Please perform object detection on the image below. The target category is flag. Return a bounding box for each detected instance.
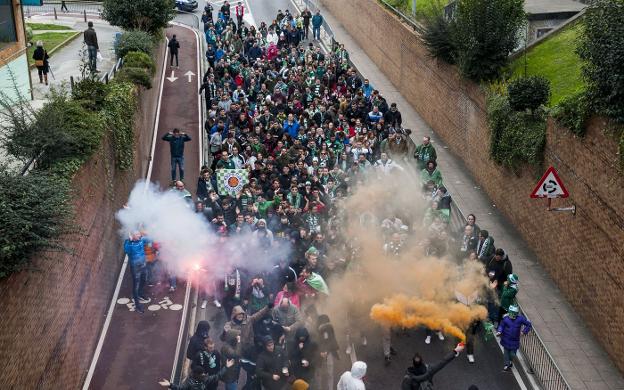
[216,169,249,196]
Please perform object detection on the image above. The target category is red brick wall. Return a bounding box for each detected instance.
[0,42,165,389]
[320,0,624,371]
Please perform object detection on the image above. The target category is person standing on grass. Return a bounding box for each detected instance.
[168,34,181,68]
[83,21,99,73]
[162,128,191,182]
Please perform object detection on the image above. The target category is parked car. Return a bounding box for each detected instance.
[175,0,198,12]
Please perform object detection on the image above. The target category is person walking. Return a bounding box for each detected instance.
[83,21,99,73]
[497,305,532,371]
[162,128,192,182]
[32,41,50,86]
[235,1,245,28]
[337,361,367,390]
[311,11,323,41]
[168,34,181,68]
[123,231,152,313]
[400,344,465,389]
[301,8,312,40]
[61,0,68,12]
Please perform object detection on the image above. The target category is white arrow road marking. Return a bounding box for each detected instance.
[184,70,195,82]
[166,70,178,82]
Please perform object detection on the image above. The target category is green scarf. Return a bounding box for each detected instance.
[307,272,329,295]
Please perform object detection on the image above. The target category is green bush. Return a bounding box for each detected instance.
[123,51,156,76]
[507,76,550,112]
[453,0,526,81]
[101,82,138,170]
[103,0,176,34]
[116,67,152,89]
[72,76,109,111]
[488,93,547,171]
[422,10,456,64]
[551,91,591,136]
[577,0,624,123]
[0,167,72,278]
[116,30,156,58]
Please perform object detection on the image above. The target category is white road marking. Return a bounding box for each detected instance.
[167,70,179,82]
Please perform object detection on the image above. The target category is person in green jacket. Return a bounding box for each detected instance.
[414,136,437,170]
[498,273,519,321]
[420,160,443,187]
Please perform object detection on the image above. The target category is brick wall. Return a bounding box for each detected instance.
[319,0,624,371]
[0,42,165,389]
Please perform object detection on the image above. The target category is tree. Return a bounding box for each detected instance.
[422,6,456,64]
[102,0,176,34]
[577,0,624,123]
[507,76,550,112]
[452,0,525,81]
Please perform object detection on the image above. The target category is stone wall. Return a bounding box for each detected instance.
[319,0,624,371]
[0,42,165,389]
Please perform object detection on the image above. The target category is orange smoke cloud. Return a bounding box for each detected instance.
[370,294,488,342]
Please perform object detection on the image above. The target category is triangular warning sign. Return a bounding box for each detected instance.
[530,166,569,199]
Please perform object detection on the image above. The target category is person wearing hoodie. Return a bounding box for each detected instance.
[289,327,318,383]
[222,303,271,352]
[496,305,532,371]
[220,329,243,390]
[257,336,290,390]
[420,160,443,187]
[159,359,235,390]
[315,314,340,389]
[400,344,465,390]
[337,361,367,390]
[498,273,519,321]
[187,321,211,360]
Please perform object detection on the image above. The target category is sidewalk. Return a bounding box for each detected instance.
[25,15,120,103]
[315,3,624,390]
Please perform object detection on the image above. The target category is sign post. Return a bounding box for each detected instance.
[530,166,575,214]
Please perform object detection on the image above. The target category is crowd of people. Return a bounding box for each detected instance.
[124,4,532,389]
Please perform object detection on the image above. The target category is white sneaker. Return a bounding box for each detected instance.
[213,299,222,308]
[201,300,207,309]
[346,345,352,355]
[437,331,445,341]
[361,337,368,346]
[169,286,176,292]
[425,336,431,344]
[467,354,475,363]
[139,297,151,304]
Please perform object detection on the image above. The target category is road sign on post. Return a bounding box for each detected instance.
[530,166,569,199]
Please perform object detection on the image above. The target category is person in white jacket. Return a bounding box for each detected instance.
[337,361,367,390]
[267,30,279,45]
[374,152,404,175]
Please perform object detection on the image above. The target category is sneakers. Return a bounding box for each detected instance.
[437,331,445,341]
[503,363,513,372]
[201,300,207,309]
[139,296,151,304]
[467,354,475,364]
[346,345,352,355]
[425,335,431,344]
[213,299,222,308]
[384,356,391,366]
[169,286,176,292]
[361,336,368,347]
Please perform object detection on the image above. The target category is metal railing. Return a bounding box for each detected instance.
[448,202,570,390]
[99,57,123,84]
[24,1,103,17]
[377,0,426,34]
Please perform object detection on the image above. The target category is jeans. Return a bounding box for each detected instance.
[503,348,517,367]
[313,26,321,40]
[171,156,185,180]
[170,52,179,67]
[130,263,147,308]
[87,45,97,71]
[224,382,237,390]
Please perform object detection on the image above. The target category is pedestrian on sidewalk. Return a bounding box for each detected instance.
[496,305,532,371]
[32,41,50,86]
[123,231,152,313]
[311,11,323,41]
[168,34,180,68]
[400,344,465,390]
[61,0,68,12]
[235,1,245,28]
[301,8,312,40]
[83,21,99,73]
[162,128,191,181]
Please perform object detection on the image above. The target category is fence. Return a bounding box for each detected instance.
[377,0,426,34]
[24,0,103,17]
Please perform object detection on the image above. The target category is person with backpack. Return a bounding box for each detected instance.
[400,343,465,390]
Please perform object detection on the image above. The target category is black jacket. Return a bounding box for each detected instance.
[84,27,98,48]
[256,346,289,390]
[162,133,191,157]
[186,321,211,360]
[168,38,180,54]
[401,351,457,390]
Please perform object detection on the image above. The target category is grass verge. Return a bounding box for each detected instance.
[27,22,72,31]
[28,31,81,66]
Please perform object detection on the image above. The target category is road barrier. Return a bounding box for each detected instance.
[24,0,103,17]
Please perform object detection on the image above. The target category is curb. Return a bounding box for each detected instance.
[28,30,81,69]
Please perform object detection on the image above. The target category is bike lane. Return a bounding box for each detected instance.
[83,25,202,390]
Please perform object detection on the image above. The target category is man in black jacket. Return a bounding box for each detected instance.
[256,336,289,390]
[168,35,181,68]
[162,128,192,181]
[83,21,99,72]
[401,344,465,389]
